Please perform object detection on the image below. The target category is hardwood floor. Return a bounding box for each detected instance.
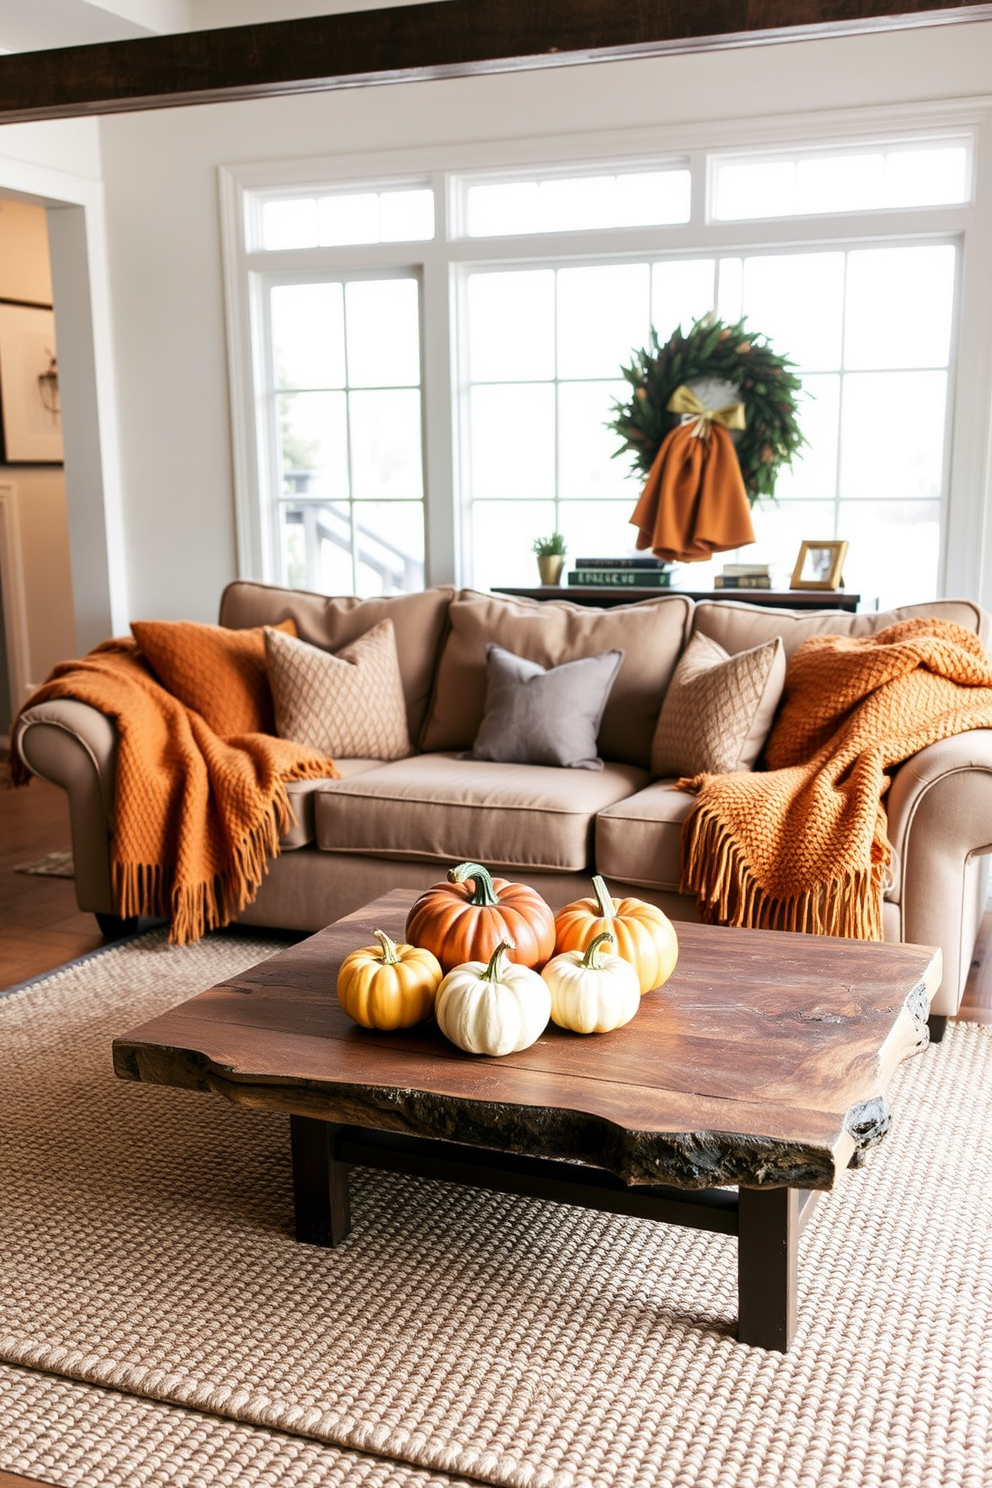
[0,775,105,991]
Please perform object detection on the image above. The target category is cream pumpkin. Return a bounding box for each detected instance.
[435,940,551,1056]
[542,930,641,1034]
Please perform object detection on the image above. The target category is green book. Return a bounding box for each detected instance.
[568,568,672,587]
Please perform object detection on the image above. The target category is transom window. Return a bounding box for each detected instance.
[229,119,974,607]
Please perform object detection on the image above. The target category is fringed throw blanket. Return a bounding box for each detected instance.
[12,639,339,944]
[680,618,992,940]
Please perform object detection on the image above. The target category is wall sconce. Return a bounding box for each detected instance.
[38,351,60,419]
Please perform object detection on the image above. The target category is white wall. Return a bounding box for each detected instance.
[96,19,992,622]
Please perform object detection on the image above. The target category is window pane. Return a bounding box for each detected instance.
[345,278,420,388]
[262,198,317,250]
[279,501,354,593]
[271,283,345,390]
[467,271,555,383]
[714,161,794,221]
[748,497,837,581]
[380,188,435,242]
[839,500,940,609]
[318,193,380,247]
[884,147,968,208]
[276,392,349,499]
[467,182,539,237]
[539,175,616,233]
[741,252,845,371]
[716,257,743,323]
[471,500,556,590]
[558,381,631,499]
[652,259,715,337]
[349,389,423,500]
[840,370,947,501]
[557,263,650,379]
[469,384,556,500]
[557,500,642,561]
[771,375,840,501]
[617,170,691,227]
[844,246,955,370]
[795,154,883,215]
[353,501,425,595]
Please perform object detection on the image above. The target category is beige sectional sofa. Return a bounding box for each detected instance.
[15,580,992,1026]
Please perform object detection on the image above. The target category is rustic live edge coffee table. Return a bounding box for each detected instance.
[113,889,940,1353]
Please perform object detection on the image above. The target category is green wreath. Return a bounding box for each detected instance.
[607,316,805,505]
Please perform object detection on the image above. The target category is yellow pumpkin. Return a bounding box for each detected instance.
[554,875,679,996]
[337,929,442,1030]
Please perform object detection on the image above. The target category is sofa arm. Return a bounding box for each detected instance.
[13,699,118,915]
[886,729,992,1016]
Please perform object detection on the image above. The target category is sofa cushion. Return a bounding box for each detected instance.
[218,581,454,741]
[281,759,388,850]
[471,645,624,771]
[131,617,296,735]
[651,633,785,777]
[265,620,411,760]
[595,781,697,892]
[314,752,649,872]
[691,598,987,660]
[421,590,693,769]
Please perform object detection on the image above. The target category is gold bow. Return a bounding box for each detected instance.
[667,384,746,439]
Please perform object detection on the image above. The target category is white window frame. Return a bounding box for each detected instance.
[219,95,992,605]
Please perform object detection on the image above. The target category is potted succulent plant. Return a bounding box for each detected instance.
[532,532,567,586]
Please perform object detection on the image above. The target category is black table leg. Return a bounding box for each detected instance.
[290,1115,351,1247]
[737,1187,799,1351]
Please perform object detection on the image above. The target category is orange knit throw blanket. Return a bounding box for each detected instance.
[12,639,339,945]
[680,618,992,940]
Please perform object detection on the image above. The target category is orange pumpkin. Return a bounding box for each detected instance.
[554,875,679,996]
[336,930,443,1030]
[405,861,556,973]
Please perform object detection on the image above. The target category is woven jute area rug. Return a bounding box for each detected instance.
[1,931,990,1488]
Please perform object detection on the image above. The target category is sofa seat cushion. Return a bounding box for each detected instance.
[595,781,696,892]
[314,752,649,872]
[281,759,389,850]
[596,778,903,900]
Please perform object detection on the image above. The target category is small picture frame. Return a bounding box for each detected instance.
[790,539,848,591]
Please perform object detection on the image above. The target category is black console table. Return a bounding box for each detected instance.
[493,585,861,613]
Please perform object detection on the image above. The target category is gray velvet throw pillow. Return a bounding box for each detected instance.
[470,644,624,771]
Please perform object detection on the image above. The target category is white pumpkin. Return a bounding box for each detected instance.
[435,941,551,1056]
[542,930,641,1034]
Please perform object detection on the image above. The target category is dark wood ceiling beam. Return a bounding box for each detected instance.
[1,1,991,124]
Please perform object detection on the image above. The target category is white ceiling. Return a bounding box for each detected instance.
[0,0,442,52]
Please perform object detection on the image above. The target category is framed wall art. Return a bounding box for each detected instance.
[0,303,63,464]
[790,539,848,591]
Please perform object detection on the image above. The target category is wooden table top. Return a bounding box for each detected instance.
[114,890,940,1192]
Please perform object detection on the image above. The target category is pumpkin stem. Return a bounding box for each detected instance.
[448,861,500,907]
[582,930,615,970]
[591,875,616,921]
[373,929,400,965]
[482,940,516,980]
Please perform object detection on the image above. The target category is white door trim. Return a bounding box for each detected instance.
[0,482,34,723]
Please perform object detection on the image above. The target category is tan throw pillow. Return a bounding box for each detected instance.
[651,631,786,777]
[264,620,412,760]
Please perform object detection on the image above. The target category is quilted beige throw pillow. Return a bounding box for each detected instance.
[651,631,785,777]
[264,620,411,760]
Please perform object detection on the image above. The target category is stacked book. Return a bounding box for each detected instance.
[714,563,772,591]
[567,557,672,588]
